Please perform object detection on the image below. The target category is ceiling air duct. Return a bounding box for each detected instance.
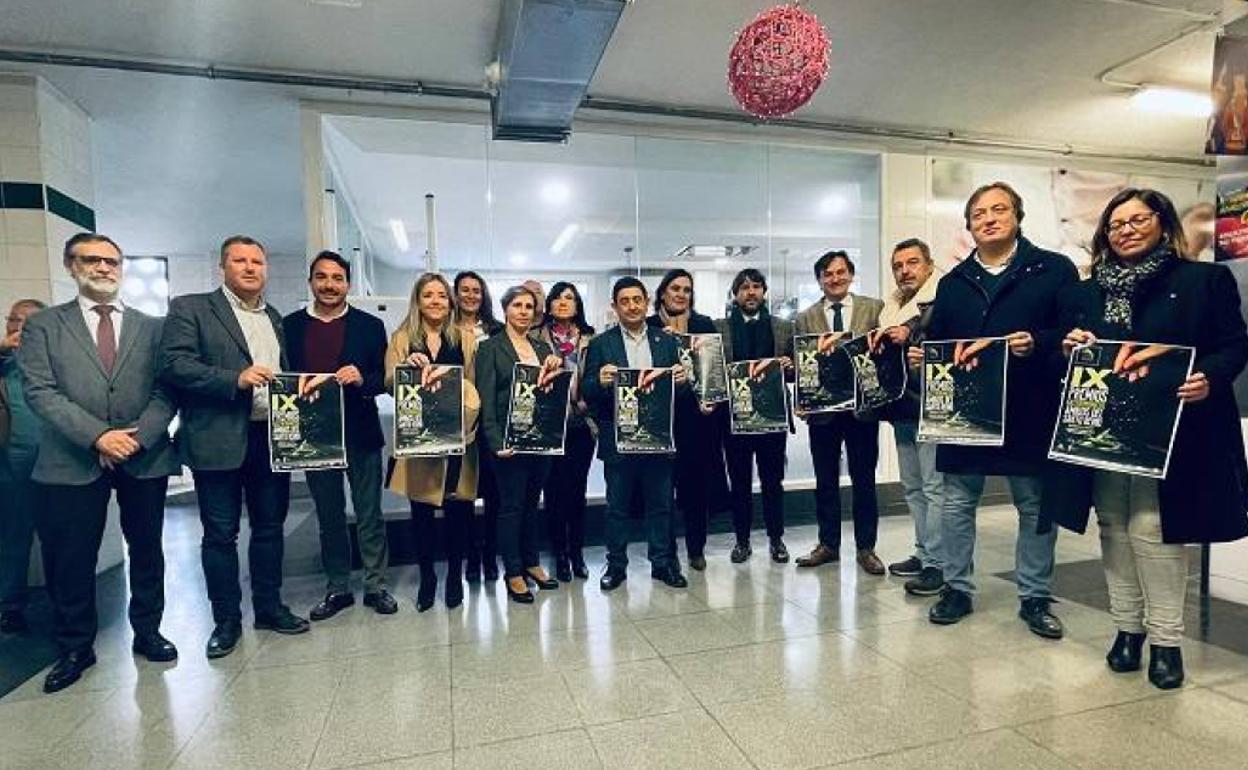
[490,0,628,142]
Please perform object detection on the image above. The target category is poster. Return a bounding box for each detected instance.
[1207,35,1248,156]
[267,372,347,472]
[614,367,675,453]
[392,364,465,458]
[1216,155,1248,262]
[727,358,790,435]
[504,362,571,455]
[1049,340,1194,478]
[678,332,729,406]
[840,334,907,416]
[917,338,1008,446]
[793,333,854,414]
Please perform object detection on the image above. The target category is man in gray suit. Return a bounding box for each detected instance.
[160,235,308,660]
[793,250,888,575]
[19,233,180,693]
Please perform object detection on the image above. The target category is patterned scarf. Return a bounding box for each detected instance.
[1093,245,1174,331]
[548,321,579,358]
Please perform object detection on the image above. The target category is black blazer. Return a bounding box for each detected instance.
[283,306,387,452]
[1041,259,1248,544]
[474,332,554,454]
[581,325,682,461]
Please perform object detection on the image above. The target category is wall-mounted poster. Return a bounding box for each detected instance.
[918,338,1008,446]
[1208,35,1248,155]
[614,367,675,454]
[268,372,347,472]
[727,358,790,435]
[504,362,571,455]
[678,332,729,407]
[793,332,853,414]
[393,364,465,457]
[840,334,907,416]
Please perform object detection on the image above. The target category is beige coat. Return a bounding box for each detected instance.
[384,327,481,506]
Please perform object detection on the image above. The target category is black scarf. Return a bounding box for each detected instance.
[1093,245,1175,332]
[729,304,775,361]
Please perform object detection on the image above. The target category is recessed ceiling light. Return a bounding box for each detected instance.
[509,252,528,266]
[1130,86,1211,118]
[389,219,410,253]
[542,181,571,205]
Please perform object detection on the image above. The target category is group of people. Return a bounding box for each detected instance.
[0,182,1244,699]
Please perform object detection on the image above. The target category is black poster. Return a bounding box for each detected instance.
[840,334,907,416]
[794,333,854,414]
[1050,340,1194,478]
[392,364,465,458]
[268,372,347,472]
[918,338,1008,446]
[678,332,729,406]
[727,358,789,435]
[614,367,675,453]
[504,363,571,455]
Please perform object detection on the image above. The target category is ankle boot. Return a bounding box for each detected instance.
[553,553,573,583]
[463,547,482,584]
[416,564,437,613]
[1106,631,1146,673]
[570,550,589,579]
[1148,645,1184,690]
[444,561,463,609]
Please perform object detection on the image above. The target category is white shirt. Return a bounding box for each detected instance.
[77,294,123,349]
[306,302,348,322]
[222,285,281,420]
[621,325,653,369]
[973,240,1019,276]
[822,294,853,333]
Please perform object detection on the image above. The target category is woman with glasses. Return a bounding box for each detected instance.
[537,282,596,581]
[1044,188,1248,689]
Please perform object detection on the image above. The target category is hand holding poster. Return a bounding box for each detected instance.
[504,362,571,454]
[841,333,907,416]
[728,358,790,435]
[793,332,853,414]
[268,372,347,471]
[393,364,465,458]
[1049,340,1194,478]
[918,338,1008,446]
[678,333,729,406]
[615,367,675,453]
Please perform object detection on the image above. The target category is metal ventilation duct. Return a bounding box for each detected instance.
[491,0,628,142]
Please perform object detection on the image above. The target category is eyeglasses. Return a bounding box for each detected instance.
[1106,213,1157,234]
[76,255,122,269]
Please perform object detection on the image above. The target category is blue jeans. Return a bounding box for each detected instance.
[941,473,1056,599]
[893,422,942,571]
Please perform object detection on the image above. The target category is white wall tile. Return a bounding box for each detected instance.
[0,110,39,148]
[5,242,51,281]
[3,210,48,246]
[0,279,53,311]
[0,146,41,182]
[0,80,36,113]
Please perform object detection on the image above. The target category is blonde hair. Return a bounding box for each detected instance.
[404,272,462,353]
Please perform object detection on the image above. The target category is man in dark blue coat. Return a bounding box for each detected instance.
[914,182,1079,638]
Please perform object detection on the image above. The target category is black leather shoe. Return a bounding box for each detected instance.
[416,570,437,613]
[651,567,688,589]
[43,649,96,694]
[1149,645,1184,689]
[482,558,500,582]
[309,592,355,621]
[730,542,752,563]
[888,556,923,577]
[688,555,707,572]
[570,552,589,579]
[525,568,559,591]
[769,538,789,564]
[904,567,945,597]
[254,606,310,635]
[600,570,627,592]
[0,610,28,634]
[206,621,242,659]
[929,589,973,625]
[1019,597,1064,640]
[554,554,573,583]
[445,577,464,609]
[464,553,482,584]
[363,590,399,615]
[1106,631,1146,673]
[132,632,178,662]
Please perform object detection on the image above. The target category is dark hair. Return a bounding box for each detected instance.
[653,269,696,314]
[813,250,855,279]
[963,182,1025,230]
[611,276,648,303]
[500,284,539,314]
[63,233,122,265]
[220,235,266,263]
[545,281,594,334]
[453,270,498,327]
[730,268,767,295]
[308,250,351,282]
[891,237,932,263]
[1091,188,1189,268]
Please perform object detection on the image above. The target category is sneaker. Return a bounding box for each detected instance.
[887,556,922,577]
[904,567,945,597]
[730,542,752,563]
[928,588,973,625]
[1019,597,1064,639]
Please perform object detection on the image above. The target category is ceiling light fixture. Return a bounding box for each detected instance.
[550,223,580,255]
[388,219,410,253]
[674,244,757,259]
[1130,86,1211,118]
[541,181,571,205]
[819,193,849,216]
[509,252,529,266]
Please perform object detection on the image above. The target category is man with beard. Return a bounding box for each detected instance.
[19,234,179,692]
[283,251,396,619]
[161,235,308,659]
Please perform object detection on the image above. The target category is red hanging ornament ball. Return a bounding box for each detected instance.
[728,3,830,119]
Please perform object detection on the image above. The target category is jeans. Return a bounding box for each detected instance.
[893,421,943,570]
[305,444,389,594]
[0,456,38,613]
[808,416,880,551]
[603,455,677,573]
[941,473,1055,599]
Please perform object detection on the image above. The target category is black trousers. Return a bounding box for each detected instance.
[545,422,596,556]
[193,423,291,624]
[471,448,501,565]
[672,402,721,558]
[809,415,880,550]
[724,432,787,542]
[604,455,677,572]
[410,498,472,577]
[494,455,551,577]
[37,470,169,652]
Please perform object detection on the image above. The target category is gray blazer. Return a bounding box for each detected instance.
[159,288,288,472]
[18,301,178,484]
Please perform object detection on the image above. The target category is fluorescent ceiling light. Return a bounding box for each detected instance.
[550,223,580,255]
[674,244,757,259]
[1130,86,1211,118]
[389,219,409,252]
[541,181,571,205]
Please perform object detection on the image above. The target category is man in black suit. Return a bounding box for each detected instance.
[20,233,180,693]
[160,235,309,659]
[582,277,688,591]
[283,251,396,619]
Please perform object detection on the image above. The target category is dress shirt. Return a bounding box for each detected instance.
[621,325,653,369]
[77,294,123,349]
[822,294,853,333]
[222,285,281,420]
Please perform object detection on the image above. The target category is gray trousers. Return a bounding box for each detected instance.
[305,444,389,594]
[893,421,943,570]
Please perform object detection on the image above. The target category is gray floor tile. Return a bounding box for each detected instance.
[822,729,1075,770]
[452,728,601,769]
[633,610,748,656]
[562,658,699,725]
[587,709,753,770]
[450,673,581,747]
[450,623,658,687]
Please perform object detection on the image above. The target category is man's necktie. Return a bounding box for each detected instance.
[94,305,116,374]
[832,302,844,333]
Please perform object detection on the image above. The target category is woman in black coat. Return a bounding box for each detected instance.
[1044,188,1248,690]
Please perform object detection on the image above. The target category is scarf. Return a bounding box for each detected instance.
[548,321,579,358]
[1093,245,1175,331]
[729,304,775,361]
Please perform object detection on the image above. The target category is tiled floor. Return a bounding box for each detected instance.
[4,506,1248,769]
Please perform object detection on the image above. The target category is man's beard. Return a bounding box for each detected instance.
[76,275,119,300]
[894,284,918,304]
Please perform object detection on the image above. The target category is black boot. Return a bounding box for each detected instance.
[554,553,573,583]
[416,564,437,613]
[570,550,589,579]
[413,504,437,612]
[463,547,482,584]
[1148,645,1184,690]
[444,561,463,609]
[1106,631,1146,673]
[444,502,468,609]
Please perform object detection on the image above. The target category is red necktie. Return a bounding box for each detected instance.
[94,305,116,374]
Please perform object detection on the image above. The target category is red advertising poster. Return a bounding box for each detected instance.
[1216,156,1248,261]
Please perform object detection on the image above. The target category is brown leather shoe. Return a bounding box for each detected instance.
[857,549,886,576]
[795,544,839,568]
